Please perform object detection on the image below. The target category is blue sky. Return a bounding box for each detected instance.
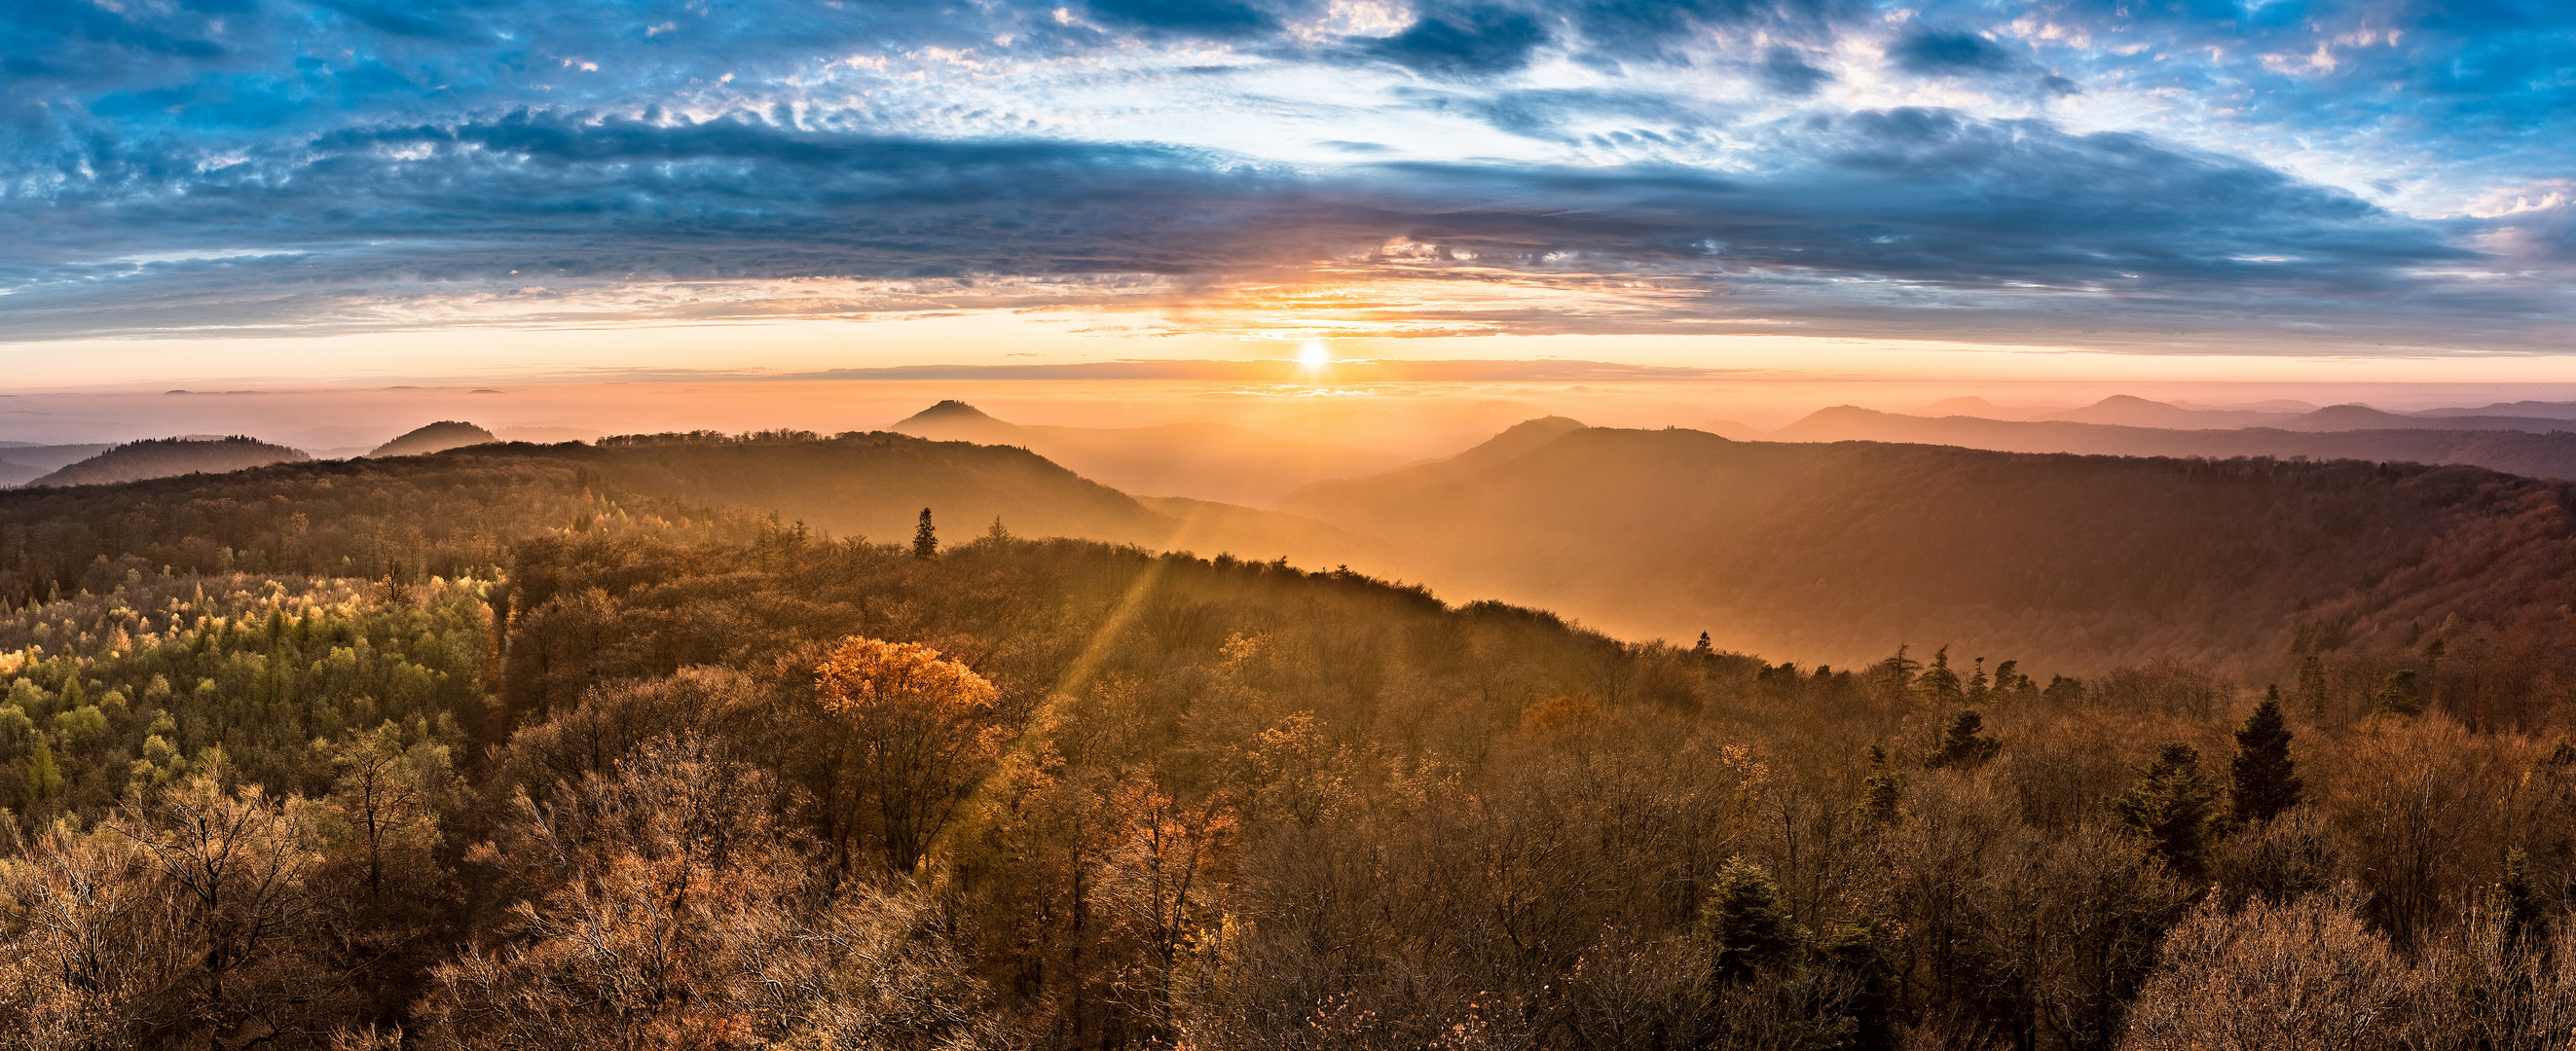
[2,0,2570,363]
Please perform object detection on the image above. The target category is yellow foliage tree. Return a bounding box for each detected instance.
[813,636,1004,875]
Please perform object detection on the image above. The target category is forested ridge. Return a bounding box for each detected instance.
[0,430,2573,1049]
[1286,421,2576,705]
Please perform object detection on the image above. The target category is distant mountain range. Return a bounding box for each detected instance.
[1895,394,2576,434]
[1770,406,2576,481]
[891,400,1407,504]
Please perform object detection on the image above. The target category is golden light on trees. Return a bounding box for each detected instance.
[812,636,1005,875]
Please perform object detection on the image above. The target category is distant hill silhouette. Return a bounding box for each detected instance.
[0,444,113,487]
[2035,394,2298,429]
[1284,421,2576,685]
[890,400,1403,504]
[1770,406,2576,480]
[370,420,497,457]
[30,437,309,488]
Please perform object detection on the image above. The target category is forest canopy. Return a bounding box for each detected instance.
[0,429,2570,1049]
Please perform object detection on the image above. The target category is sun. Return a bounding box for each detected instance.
[1297,343,1332,370]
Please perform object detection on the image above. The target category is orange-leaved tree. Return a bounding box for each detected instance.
[813,636,1005,875]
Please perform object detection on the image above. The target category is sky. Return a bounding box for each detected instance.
[2,0,2573,405]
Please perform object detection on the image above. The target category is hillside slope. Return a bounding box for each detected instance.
[890,400,1404,504]
[1283,421,2576,693]
[30,436,309,488]
[0,431,1373,595]
[1776,407,2576,481]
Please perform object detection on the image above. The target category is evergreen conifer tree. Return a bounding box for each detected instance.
[1693,632,1713,657]
[1915,646,1965,709]
[986,516,1011,544]
[911,508,938,561]
[2371,670,2422,717]
[2112,743,2219,885]
[1700,857,1802,982]
[2229,687,2301,823]
[1855,744,1903,824]
[1927,709,1998,769]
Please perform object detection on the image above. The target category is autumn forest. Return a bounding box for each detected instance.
[1,427,2574,1051]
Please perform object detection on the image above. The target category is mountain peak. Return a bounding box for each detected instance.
[901,400,1002,425]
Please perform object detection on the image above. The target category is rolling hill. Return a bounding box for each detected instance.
[0,431,1374,594]
[29,436,310,488]
[1282,420,2576,697]
[369,420,498,457]
[890,400,1405,504]
[1773,406,2576,481]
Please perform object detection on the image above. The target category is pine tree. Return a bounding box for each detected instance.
[911,507,938,561]
[2370,669,2422,717]
[1915,646,1965,709]
[1927,709,1998,769]
[2229,686,2301,823]
[986,516,1011,544]
[1700,856,1802,981]
[1692,632,1713,657]
[2112,743,2219,885]
[1855,744,1903,824]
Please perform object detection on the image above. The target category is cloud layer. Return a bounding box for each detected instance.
[3,0,2572,351]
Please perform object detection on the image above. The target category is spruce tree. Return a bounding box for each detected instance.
[1927,709,1998,769]
[1700,856,1802,981]
[1693,632,1713,657]
[911,507,938,561]
[2229,686,2301,823]
[1915,646,1965,709]
[1855,744,1903,824]
[2371,669,2422,717]
[2112,743,2219,885]
[986,516,1011,544]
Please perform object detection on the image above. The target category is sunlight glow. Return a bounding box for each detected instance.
[1297,342,1333,370]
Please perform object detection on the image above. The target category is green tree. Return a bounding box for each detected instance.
[911,507,938,561]
[22,733,62,805]
[2113,743,2219,885]
[1700,856,1803,982]
[2229,687,2301,823]
[2370,670,2422,716]
[1855,744,1903,824]
[1927,709,1998,769]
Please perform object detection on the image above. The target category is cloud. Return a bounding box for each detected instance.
[2,0,2575,355]
[1360,5,1552,77]
[1887,26,2015,75]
